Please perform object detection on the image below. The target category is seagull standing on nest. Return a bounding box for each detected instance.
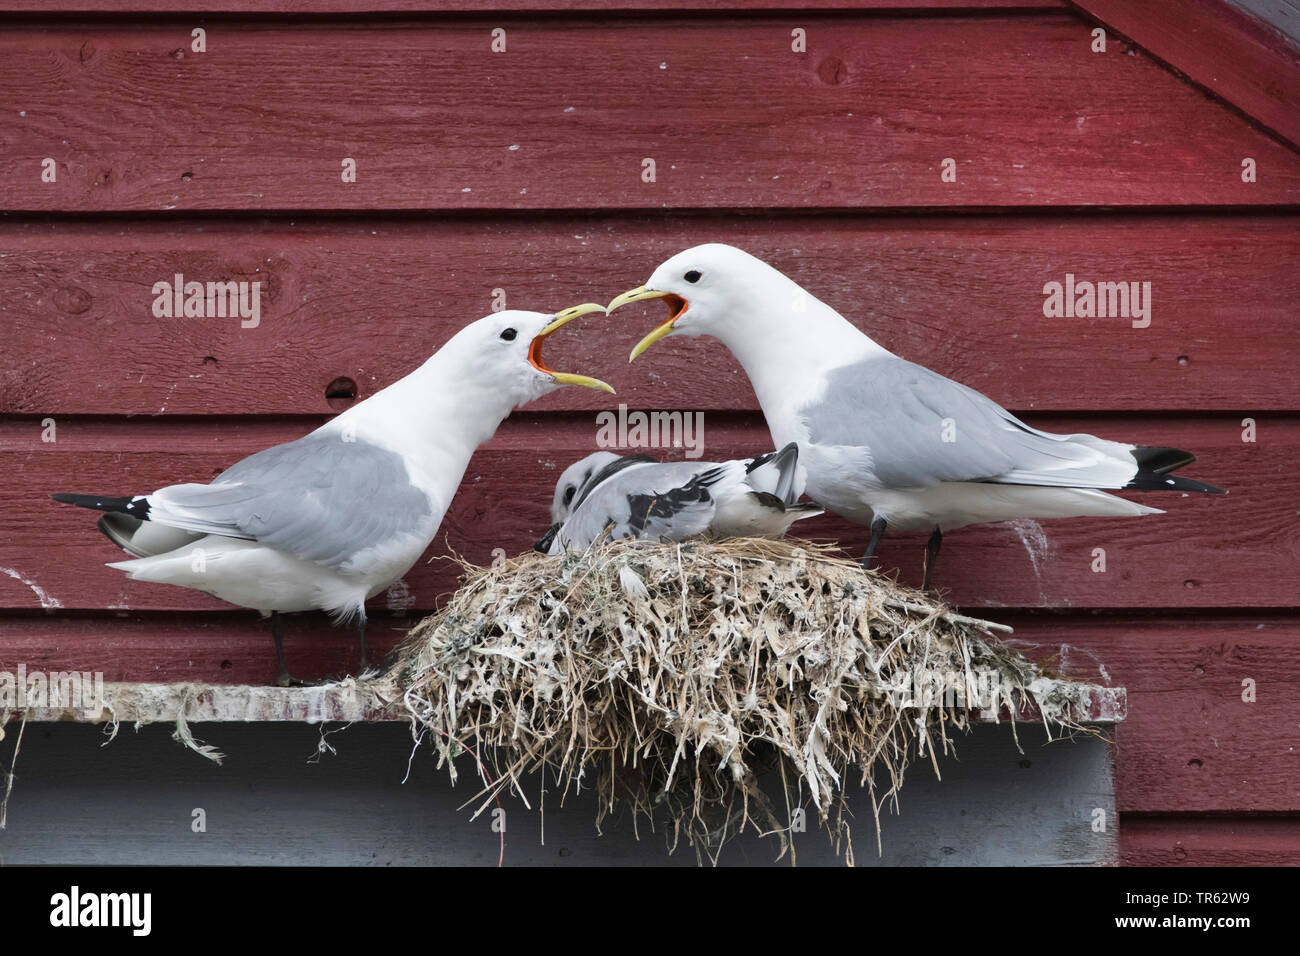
[535,443,822,553]
[52,305,611,685]
[608,244,1226,589]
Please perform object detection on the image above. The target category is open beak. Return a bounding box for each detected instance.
[529,302,615,393]
[606,286,689,362]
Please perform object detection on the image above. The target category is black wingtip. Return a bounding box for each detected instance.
[50,493,151,516]
[1125,446,1224,494]
[749,491,786,510]
[1124,473,1227,495]
[1131,446,1197,475]
[748,491,824,514]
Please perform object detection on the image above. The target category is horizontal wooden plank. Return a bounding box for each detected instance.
[0,413,1288,613]
[0,611,408,685]
[3,611,1293,811]
[1120,815,1300,865]
[1072,0,1300,153]
[3,15,1299,211]
[0,1,1069,10]
[993,612,1300,813]
[3,214,1298,415]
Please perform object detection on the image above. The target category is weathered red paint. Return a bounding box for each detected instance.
[3,216,1298,415]
[1071,0,1300,152]
[1,0,1296,864]
[3,16,1299,211]
[1121,817,1300,866]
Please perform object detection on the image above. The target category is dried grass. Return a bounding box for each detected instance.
[395,537,1095,864]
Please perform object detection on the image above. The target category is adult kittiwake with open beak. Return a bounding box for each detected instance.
[52,304,610,685]
[608,243,1225,589]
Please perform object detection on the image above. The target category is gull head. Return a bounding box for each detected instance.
[606,243,791,362]
[447,305,614,405]
[550,450,623,522]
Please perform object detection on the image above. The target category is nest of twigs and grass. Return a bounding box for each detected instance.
[395,537,1099,865]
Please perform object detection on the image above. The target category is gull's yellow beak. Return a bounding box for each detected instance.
[606,286,689,362]
[530,302,615,393]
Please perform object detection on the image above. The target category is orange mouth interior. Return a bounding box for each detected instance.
[651,293,689,333]
[528,330,554,374]
[530,316,597,376]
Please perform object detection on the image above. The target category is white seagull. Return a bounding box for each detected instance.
[608,244,1225,588]
[53,304,611,684]
[535,443,822,554]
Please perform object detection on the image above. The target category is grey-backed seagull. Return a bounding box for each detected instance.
[535,442,822,553]
[52,304,611,685]
[608,243,1226,589]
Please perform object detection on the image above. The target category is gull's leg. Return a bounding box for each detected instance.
[271,612,297,687]
[357,615,369,674]
[270,612,321,687]
[270,614,330,687]
[922,526,942,591]
[860,516,888,569]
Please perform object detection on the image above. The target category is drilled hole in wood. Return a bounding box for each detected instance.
[1177,355,1190,366]
[203,355,218,366]
[181,171,193,183]
[326,376,358,410]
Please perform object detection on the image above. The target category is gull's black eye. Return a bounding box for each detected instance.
[500,328,517,341]
[562,485,576,505]
[684,270,702,283]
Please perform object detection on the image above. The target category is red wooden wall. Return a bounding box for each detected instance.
[1,1,1297,865]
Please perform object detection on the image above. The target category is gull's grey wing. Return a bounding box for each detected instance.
[800,356,1137,490]
[553,462,724,550]
[570,453,658,512]
[145,432,435,569]
[743,442,802,504]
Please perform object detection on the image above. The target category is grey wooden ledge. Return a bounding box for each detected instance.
[3,677,1126,726]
